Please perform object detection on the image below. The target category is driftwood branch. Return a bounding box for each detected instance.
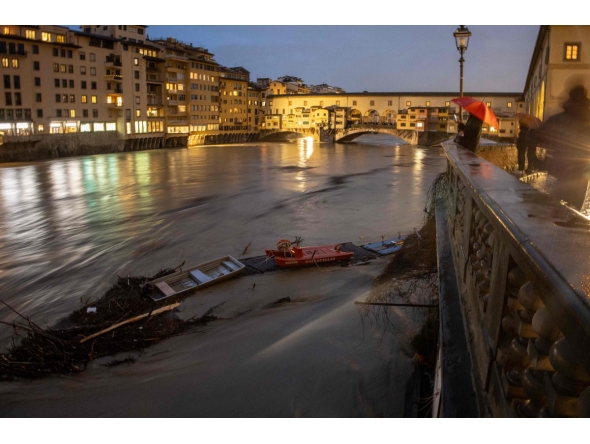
[80,302,180,344]
[354,301,438,308]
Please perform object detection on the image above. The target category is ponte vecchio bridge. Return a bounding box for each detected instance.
[263,91,523,143]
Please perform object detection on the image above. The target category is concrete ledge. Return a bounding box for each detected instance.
[435,200,480,417]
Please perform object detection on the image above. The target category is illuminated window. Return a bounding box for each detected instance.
[26,30,36,39]
[507,102,513,108]
[445,101,450,106]
[134,57,139,66]
[82,95,87,103]
[91,95,97,104]
[486,102,491,107]
[426,101,431,106]
[406,101,411,106]
[60,64,66,73]
[53,63,59,72]
[70,109,76,117]
[3,27,10,35]
[336,101,340,106]
[565,43,581,61]
[11,59,18,68]
[136,109,141,117]
[41,32,50,42]
[93,122,105,131]
[56,35,65,43]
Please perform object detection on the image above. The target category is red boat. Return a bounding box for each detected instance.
[265,239,353,268]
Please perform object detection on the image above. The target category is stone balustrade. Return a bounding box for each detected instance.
[438,140,590,417]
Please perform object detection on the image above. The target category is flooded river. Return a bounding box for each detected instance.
[0,135,447,417]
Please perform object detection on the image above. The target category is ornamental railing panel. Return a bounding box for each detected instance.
[441,140,590,417]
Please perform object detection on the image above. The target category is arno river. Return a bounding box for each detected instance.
[0,135,447,417]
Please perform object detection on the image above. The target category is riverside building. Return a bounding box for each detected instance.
[0,25,224,149]
[0,25,167,140]
[219,66,249,132]
[149,37,220,145]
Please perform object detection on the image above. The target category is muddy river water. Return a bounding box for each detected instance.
[0,135,447,417]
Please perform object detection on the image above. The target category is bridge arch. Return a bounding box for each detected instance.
[363,109,380,124]
[350,109,362,124]
[381,109,397,125]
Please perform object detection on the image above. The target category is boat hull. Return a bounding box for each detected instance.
[363,235,407,256]
[265,245,353,268]
[148,255,245,301]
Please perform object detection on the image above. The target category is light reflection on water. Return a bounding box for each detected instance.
[0,135,446,344]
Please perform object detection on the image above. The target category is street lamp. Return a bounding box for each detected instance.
[454,25,471,118]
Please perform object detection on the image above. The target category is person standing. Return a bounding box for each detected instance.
[517,124,529,173]
[516,124,538,174]
[533,85,590,211]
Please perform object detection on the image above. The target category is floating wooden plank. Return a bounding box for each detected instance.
[79,302,181,344]
[354,301,438,308]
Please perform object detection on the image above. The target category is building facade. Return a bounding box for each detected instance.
[219,66,249,132]
[0,25,167,141]
[523,25,590,121]
[150,37,220,138]
[246,83,267,131]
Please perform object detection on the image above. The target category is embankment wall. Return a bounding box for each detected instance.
[0,133,184,162]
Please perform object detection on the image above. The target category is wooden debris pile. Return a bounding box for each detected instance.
[0,267,215,380]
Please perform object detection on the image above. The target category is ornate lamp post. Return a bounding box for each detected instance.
[454,25,471,118]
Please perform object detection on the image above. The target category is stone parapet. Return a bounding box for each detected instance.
[438,140,590,417]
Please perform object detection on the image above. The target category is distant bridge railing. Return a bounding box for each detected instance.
[437,140,590,417]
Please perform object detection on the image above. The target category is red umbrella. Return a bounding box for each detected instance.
[451,97,499,129]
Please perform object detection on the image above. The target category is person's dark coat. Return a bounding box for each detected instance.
[516,125,536,171]
[532,85,590,210]
[458,115,483,152]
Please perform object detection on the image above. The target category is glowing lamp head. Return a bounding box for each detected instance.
[454,25,471,53]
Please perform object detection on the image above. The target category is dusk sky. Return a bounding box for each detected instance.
[145,25,540,93]
[43,4,577,96]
